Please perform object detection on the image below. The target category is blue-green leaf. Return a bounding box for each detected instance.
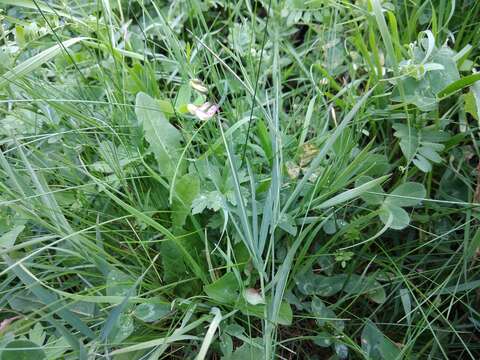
[0,340,46,360]
[385,182,426,207]
[380,204,410,230]
[361,320,401,360]
[133,302,171,323]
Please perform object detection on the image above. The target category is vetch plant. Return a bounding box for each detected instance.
[0,0,478,359]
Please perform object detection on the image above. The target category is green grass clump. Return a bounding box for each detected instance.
[1,0,480,359]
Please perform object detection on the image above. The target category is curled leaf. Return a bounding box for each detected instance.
[189,78,208,93]
[243,288,264,305]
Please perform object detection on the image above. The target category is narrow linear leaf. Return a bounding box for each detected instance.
[437,73,480,98]
[0,225,25,249]
[2,255,95,339]
[0,37,86,89]
[317,175,389,209]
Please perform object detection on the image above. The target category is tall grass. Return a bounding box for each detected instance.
[0,0,479,359]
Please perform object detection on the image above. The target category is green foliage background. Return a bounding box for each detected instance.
[0,0,479,359]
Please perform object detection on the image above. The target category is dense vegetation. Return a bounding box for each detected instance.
[1,0,479,359]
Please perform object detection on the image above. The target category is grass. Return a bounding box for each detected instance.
[0,0,480,359]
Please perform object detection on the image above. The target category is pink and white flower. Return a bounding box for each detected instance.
[187,102,219,121]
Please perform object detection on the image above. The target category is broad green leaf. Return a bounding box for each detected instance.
[278,213,297,236]
[133,302,171,322]
[368,287,387,304]
[0,225,25,249]
[160,241,187,284]
[395,80,436,111]
[313,332,332,347]
[101,270,137,342]
[229,338,264,360]
[7,290,43,312]
[421,130,450,143]
[42,336,69,360]
[341,274,387,304]
[323,218,347,235]
[335,343,349,359]
[386,182,426,207]
[277,301,294,326]
[418,145,442,163]
[393,124,418,161]
[296,272,346,297]
[360,153,391,177]
[0,109,49,136]
[393,46,460,111]
[28,323,46,346]
[203,272,239,304]
[172,173,200,229]
[99,186,207,283]
[107,313,134,344]
[219,333,233,358]
[355,176,385,205]
[239,300,293,326]
[175,83,192,113]
[0,340,46,360]
[0,37,86,89]
[380,204,410,230]
[412,154,432,172]
[224,323,245,337]
[135,92,183,180]
[428,47,460,93]
[439,168,469,202]
[106,269,135,297]
[191,191,224,214]
[311,297,344,331]
[361,320,401,360]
